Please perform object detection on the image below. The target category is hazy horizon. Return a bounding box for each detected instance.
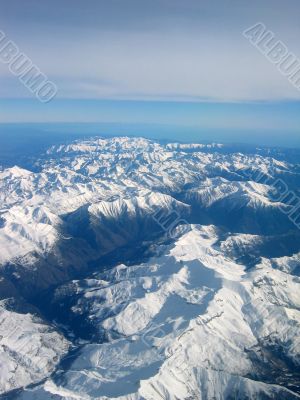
[1,0,300,146]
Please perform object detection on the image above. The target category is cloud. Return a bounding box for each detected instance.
[0,0,300,101]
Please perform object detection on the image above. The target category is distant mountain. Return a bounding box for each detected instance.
[0,137,299,399]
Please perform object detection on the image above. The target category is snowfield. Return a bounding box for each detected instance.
[0,137,299,399]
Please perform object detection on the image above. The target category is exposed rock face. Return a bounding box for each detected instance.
[0,137,299,399]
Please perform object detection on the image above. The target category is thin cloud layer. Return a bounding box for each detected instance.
[0,0,300,101]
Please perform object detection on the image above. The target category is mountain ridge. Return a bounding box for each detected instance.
[0,136,299,399]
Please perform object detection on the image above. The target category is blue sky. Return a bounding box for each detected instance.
[0,0,299,145]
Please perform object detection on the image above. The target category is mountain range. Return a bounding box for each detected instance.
[0,137,299,399]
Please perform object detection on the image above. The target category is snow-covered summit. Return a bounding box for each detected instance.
[0,136,299,399]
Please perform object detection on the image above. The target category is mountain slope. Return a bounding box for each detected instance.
[0,137,299,399]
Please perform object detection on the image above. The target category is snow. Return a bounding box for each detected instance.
[0,137,299,399]
[15,225,299,399]
[0,299,69,394]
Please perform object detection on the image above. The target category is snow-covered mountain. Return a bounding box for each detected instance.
[0,137,299,399]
